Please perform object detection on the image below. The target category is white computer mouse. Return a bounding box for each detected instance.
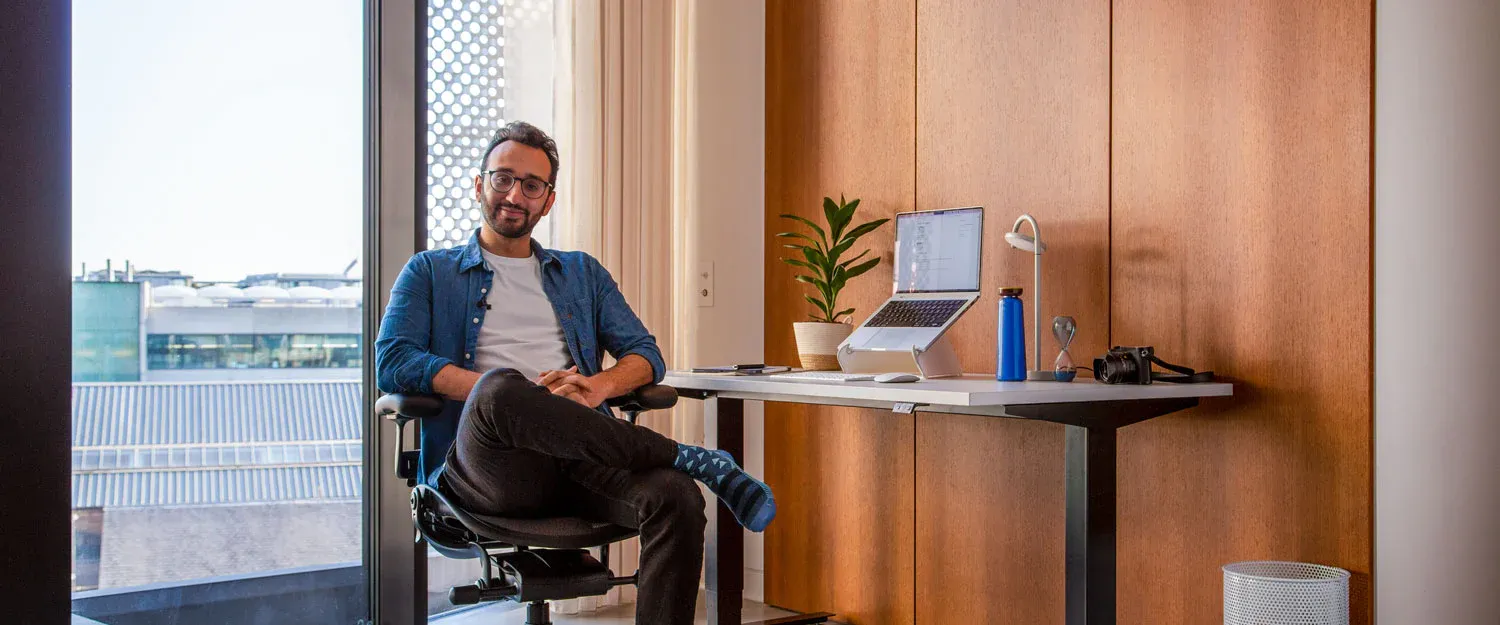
[874,372,921,383]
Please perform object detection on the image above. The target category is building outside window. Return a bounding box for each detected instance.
[145,333,364,370]
[70,1,367,622]
[71,508,104,592]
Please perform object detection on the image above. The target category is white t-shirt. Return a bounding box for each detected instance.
[474,249,573,381]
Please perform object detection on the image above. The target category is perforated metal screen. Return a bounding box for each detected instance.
[426,0,505,250]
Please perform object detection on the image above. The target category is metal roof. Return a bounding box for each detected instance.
[73,465,361,508]
[71,381,365,508]
[73,441,362,472]
[72,380,362,446]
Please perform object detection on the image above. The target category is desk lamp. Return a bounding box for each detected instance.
[1005,214,1051,381]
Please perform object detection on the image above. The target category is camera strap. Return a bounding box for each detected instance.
[1147,355,1216,383]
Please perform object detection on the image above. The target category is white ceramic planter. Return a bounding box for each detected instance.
[792,321,854,370]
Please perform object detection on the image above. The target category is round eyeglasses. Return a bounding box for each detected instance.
[482,170,554,199]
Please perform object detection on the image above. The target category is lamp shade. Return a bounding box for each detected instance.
[1004,231,1047,253]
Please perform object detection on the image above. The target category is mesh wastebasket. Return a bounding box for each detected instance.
[1223,561,1349,625]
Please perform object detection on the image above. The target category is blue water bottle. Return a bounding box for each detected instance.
[997,287,1026,381]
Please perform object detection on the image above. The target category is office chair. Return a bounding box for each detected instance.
[376,384,679,624]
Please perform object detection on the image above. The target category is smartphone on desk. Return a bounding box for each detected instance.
[690,364,788,375]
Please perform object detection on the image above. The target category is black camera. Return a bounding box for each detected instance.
[1093,346,1214,385]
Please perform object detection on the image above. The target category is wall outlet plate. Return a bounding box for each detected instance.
[697,261,714,307]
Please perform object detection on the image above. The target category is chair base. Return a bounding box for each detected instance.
[525,601,550,625]
[449,548,635,607]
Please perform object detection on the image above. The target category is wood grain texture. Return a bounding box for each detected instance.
[764,1,916,624]
[765,1,1372,623]
[1111,1,1373,623]
[914,0,1111,623]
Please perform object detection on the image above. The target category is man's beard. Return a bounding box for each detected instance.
[482,199,540,239]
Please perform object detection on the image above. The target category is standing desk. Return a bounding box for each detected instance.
[662,372,1233,625]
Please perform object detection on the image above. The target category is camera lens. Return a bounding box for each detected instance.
[1096,352,1139,384]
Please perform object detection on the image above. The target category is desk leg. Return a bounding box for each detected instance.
[704,396,744,625]
[1065,424,1116,625]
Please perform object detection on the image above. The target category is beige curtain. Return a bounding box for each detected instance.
[551,0,683,613]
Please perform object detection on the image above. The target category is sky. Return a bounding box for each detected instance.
[72,0,365,283]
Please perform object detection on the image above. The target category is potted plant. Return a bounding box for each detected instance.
[778,195,890,370]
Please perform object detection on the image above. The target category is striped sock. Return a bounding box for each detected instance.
[672,443,776,532]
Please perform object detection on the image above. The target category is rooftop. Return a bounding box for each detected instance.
[72,380,364,508]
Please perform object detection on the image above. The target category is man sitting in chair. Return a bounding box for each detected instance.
[375,121,774,624]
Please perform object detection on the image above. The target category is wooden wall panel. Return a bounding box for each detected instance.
[914,0,1111,623]
[1111,1,1372,624]
[764,2,916,624]
[766,1,1372,623]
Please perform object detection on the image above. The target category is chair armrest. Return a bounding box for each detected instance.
[377,393,444,486]
[376,393,446,421]
[605,384,678,413]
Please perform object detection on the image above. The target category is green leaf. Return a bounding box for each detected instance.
[829,197,860,243]
[801,247,829,275]
[802,293,832,318]
[837,218,890,246]
[781,258,817,272]
[834,198,860,240]
[826,238,856,262]
[832,307,856,323]
[830,265,849,293]
[794,274,829,291]
[779,214,827,246]
[776,231,824,251]
[821,197,840,240]
[838,249,871,270]
[842,257,881,281]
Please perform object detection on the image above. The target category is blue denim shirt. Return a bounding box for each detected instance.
[375,231,667,483]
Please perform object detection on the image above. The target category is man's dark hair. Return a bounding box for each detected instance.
[480,121,560,185]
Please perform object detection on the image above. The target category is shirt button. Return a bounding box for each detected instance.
[465,353,471,359]
[481,288,487,293]
[472,317,479,324]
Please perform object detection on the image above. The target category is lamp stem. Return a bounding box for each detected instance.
[1010,213,1047,380]
[1034,246,1042,376]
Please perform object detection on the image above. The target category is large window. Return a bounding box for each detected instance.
[70,1,367,623]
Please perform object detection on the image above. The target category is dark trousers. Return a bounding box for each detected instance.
[440,369,705,625]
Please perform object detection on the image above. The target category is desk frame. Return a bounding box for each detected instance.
[679,387,1201,625]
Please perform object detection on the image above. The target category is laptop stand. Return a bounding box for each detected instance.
[835,334,964,379]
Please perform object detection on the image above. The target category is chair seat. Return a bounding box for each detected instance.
[416,483,640,550]
[463,511,640,550]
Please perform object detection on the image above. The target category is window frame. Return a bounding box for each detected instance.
[367,1,430,622]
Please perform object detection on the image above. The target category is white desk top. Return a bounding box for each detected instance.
[663,372,1232,408]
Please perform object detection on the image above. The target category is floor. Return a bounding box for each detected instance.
[433,590,801,624]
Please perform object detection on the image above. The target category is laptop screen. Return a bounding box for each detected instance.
[892,206,983,293]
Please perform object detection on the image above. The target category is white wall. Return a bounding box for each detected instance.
[1375,2,1500,623]
[679,0,769,601]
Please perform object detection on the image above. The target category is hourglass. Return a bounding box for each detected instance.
[1052,316,1077,382]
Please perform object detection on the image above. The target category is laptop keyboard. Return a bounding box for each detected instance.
[865,299,967,328]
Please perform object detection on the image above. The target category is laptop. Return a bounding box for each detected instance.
[777,207,983,381]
